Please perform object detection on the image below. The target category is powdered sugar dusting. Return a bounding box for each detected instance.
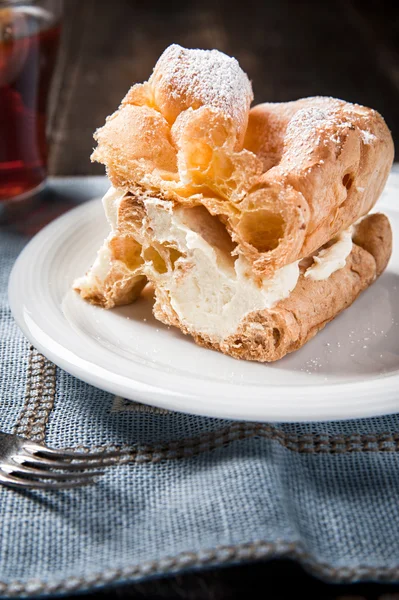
[282,97,378,170]
[150,44,253,126]
[360,129,376,145]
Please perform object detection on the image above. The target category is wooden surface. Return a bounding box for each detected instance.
[54,1,399,598]
[49,0,399,177]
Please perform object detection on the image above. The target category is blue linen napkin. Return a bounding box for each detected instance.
[1,177,399,598]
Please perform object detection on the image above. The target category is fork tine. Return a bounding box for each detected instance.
[13,453,111,471]
[0,471,99,490]
[1,462,105,480]
[23,441,125,460]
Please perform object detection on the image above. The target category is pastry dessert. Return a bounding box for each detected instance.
[74,44,394,362]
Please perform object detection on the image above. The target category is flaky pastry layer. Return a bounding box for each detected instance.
[91,44,394,278]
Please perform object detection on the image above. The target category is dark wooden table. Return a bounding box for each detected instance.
[54,1,399,597]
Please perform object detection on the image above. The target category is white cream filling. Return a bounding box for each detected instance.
[78,186,354,339]
[102,185,125,229]
[74,245,113,293]
[74,187,127,293]
[305,227,353,281]
[143,199,300,339]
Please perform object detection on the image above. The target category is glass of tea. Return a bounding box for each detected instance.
[0,0,62,203]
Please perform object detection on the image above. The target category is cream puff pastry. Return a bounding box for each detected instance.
[74,44,394,362]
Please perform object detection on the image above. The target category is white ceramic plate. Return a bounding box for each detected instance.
[8,171,399,422]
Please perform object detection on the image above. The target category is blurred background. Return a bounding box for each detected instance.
[49,0,399,179]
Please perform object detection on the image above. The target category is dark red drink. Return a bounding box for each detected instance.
[0,5,61,201]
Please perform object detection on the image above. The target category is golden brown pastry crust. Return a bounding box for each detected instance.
[152,214,392,362]
[90,45,394,280]
[242,98,394,276]
[75,45,394,363]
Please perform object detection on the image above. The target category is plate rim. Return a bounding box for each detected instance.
[8,177,399,423]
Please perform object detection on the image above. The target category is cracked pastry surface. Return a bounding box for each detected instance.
[74,44,394,362]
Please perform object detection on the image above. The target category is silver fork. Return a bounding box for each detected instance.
[0,431,124,490]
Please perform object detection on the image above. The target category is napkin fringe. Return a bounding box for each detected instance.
[13,347,399,458]
[1,539,399,597]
